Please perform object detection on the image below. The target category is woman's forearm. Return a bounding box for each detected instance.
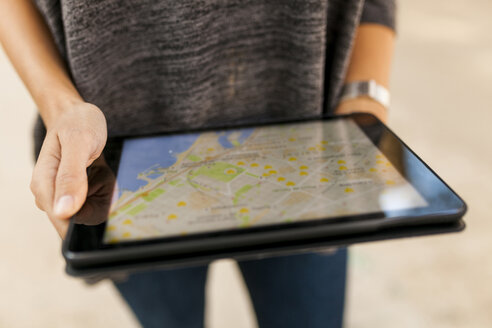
[336,23,395,122]
[0,0,82,128]
[344,23,395,88]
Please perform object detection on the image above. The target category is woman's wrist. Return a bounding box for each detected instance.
[38,91,85,130]
[335,96,388,123]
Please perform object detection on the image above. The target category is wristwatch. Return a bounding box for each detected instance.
[340,80,390,109]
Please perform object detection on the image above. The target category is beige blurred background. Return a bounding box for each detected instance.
[1,0,491,327]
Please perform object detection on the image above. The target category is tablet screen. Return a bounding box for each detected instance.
[101,118,428,244]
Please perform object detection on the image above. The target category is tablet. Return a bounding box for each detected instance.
[63,113,466,275]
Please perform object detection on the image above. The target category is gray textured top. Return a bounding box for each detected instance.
[33,0,395,151]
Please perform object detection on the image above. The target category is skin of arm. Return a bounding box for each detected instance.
[335,23,395,123]
[0,0,107,237]
[0,0,80,125]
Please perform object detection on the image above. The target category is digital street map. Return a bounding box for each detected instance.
[103,119,427,244]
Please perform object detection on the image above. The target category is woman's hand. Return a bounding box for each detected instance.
[1,1,108,237]
[30,102,107,238]
[334,97,388,123]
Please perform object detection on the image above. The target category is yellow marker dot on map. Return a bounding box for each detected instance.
[251,163,259,167]
[122,232,131,238]
[320,178,329,182]
[339,166,347,170]
[345,187,354,193]
[226,169,236,174]
[289,157,297,161]
[299,171,308,176]
[278,177,286,182]
[237,161,245,166]
[177,201,187,207]
[369,168,378,172]
[385,162,391,167]
[376,154,384,159]
[107,225,116,231]
[318,146,327,151]
[267,170,276,175]
[286,181,296,186]
[338,160,346,164]
[122,219,133,225]
[264,165,272,169]
[386,180,395,185]
[308,147,316,151]
[168,214,177,220]
[109,238,119,244]
[240,208,249,213]
[207,148,214,152]
[300,165,309,170]
[263,172,270,177]
[288,137,296,142]
[321,140,329,144]
[376,160,384,164]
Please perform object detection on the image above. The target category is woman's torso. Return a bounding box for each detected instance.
[33,0,366,141]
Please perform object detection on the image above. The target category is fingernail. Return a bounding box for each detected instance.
[54,195,74,216]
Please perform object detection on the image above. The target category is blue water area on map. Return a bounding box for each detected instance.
[217,128,254,149]
[147,173,163,179]
[116,133,200,194]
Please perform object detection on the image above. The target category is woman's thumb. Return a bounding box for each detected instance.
[52,141,92,220]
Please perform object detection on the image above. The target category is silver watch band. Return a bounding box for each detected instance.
[340,80,390,109]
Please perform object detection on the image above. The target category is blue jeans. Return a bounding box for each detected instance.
[114,249,348,328]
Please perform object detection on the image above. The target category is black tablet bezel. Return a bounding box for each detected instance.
[63,113,467,266]
[66,220,466,278]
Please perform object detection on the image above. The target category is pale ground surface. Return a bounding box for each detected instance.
[0,0,491,327]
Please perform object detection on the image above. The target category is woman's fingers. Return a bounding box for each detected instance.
[48,216,70,239]
[30,134,70,237]
[30,129,101,238]
[30,133,60,213]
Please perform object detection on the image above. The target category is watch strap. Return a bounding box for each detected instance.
[340,80,390,109]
